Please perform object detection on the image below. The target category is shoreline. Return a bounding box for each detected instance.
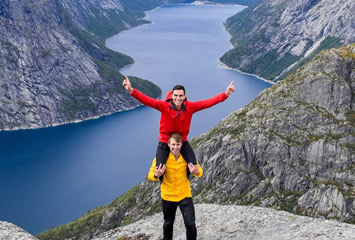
[218,60,276,85]
[0,104,143,132]
[217,5,275,86]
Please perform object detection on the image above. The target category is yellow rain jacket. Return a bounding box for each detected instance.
[147,153,203,202]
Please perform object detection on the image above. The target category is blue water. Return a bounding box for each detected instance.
[0,4,271,235]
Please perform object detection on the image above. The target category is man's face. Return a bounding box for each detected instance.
[168,138,182,156]
[172,89,186,108]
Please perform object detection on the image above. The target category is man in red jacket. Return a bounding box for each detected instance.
[123,76,235,172]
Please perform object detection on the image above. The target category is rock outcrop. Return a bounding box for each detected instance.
[94,204,355,240]
[192,43,355,222]
[0,221,38,240]
[4,205,355,240]
[220,0,355,81]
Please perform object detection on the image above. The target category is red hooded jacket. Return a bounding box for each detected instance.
[130,88,228,143]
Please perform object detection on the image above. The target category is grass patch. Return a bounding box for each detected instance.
[37,206,106,240]
[59,85,99,119]
[279,36,344,80]
[38,186,140,240]
[345,109,355,127]
[277,191,303,213]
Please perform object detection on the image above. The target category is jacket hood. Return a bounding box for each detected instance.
[165,90,172,101]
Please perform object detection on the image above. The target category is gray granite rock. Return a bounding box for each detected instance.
[94,204,355,240]
[191,44,355,222]
[0,221,38,240]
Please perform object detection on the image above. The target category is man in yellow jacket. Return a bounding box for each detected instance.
[147,133,203,240]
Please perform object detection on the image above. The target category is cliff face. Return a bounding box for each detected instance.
[0,0,161,131]
[192,44,354,222]
[220,0,355,81]
[37,44,354,240]
[108,44,355,227]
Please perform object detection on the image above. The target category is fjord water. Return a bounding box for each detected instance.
[0,4,271,234]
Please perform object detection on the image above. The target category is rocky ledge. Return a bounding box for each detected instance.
[94,204,355,240]
[4,205,355,240]
[0,221,38,240]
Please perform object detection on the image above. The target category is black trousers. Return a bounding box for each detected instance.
[156,141,197,166]
[162,198,197,240]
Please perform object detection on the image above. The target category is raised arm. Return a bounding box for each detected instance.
[122,75,164,110]
[191,80,236,112]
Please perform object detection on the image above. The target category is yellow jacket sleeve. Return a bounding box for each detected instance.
[194,163,203,178]
[147,158,159,182]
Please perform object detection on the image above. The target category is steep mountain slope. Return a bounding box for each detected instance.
[59,0,167,40]
[38,44,354,240]
[192,43,355,221]
[220,0,355,81]
[0,0,161,131]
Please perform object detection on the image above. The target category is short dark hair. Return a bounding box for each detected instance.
[172,85,185,95]
[168,133,183,143]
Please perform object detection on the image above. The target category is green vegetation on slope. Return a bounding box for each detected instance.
[279,36,343,80]
[219,1,302,80]
[220,1,345,81]
[54,1,161,119]
[37,186,140,240]
[84,0,176,41]
[38,182,161,240]
[200,0,263,6]
[56,1,133,69]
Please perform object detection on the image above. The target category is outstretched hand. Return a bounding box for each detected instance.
[225,81,235,96]
[122,75,133,93]
[188,163,200,175]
